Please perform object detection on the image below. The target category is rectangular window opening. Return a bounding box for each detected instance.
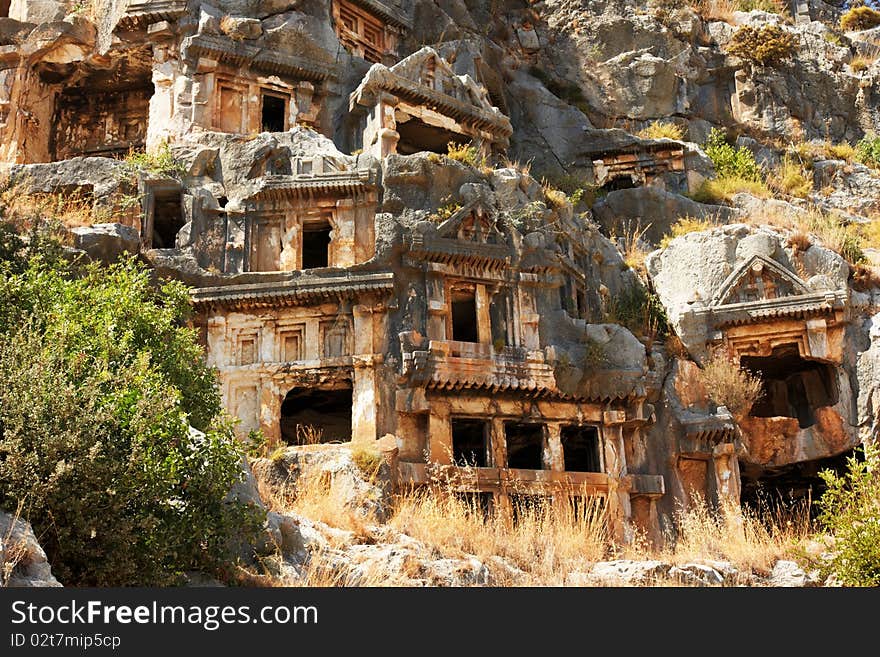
[261,92,287,133]
[561,425,602,473]
[451,418,490,467]
[451,288,478,343]
[302,219,331,269]
[505,422,544,470]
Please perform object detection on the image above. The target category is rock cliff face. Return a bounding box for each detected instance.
[3,0,880,553]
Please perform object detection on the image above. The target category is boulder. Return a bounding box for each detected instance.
[0,511,62,587]
[70,223,141,263]
[593,186,739,246]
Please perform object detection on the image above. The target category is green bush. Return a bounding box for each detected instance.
[703,128,762,181]
[840,6,880,32]
[726,25,797,66]
[856,133,880,169]
[605,283,669,342]
[815,443,880,586]
[0,244,262,585]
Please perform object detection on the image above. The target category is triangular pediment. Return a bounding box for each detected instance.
[712,255,810,306]
[388,47,497,112]
[436,199,503,244]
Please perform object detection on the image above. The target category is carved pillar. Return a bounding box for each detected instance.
[351,304,378,445]
[427,403,452,464]
[712,443,741,506]
[603,424,633,544]
[426,268,447,341]
[545,423,564,472]
[475,283,492,346]
[259,379,281,445]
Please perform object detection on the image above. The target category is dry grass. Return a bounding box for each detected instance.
[768,156,812,199]
[614,219,653,275]
[0,180,104,230]
[659,215,717,248]
[786,229,812,254]
[851,262,880,292]
[542,186,569,210]
[824,141,857,162]
[645,499,811,575]
[691,176,772,204]
[253,447,817,586]
[638,120,686,141]
[390,490,608,584]
[500,156,532,178]
[690,0,788,24]
[294,424,324,446]
[698,352,763,416]
[1,501,29,587]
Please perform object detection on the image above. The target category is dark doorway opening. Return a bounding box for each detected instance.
[739,448,857,517]
[301,219,331,269]
[395,118,469,155]
[741,344,838,429]
[261,93,287,132]
[280,386,352,444]
[505,422,544,470]
[451,288,478,343]
[451,418,490,467]
[561,425,601,472]
[0,0,10,18]
[600,175,637,194]
[151,190,183,249]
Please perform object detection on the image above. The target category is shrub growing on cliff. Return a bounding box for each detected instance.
[703,128,761,180]
[840,6,880,32]
[856,133,880,169]
[726,25,797,66]
[0,251,262,585]
[815,443,880,586]
[698,353,763,415]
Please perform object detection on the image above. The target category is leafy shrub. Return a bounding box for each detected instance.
[726,25,797,66]
[638,121,686,141]
[841,6,880,31]
[124,141,186,178]
[698,353,763,415]
[703,128,761,180]
[605,283,669,341]
[856,133,880,168]
[815,443,880,586]
[0,254,262,585]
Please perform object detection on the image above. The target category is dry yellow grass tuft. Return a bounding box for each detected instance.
[690,176,772,204]
[647,499,811,575]
[659,215,717,249]
[0,179,104,230]
[769,156,813,199]
[390,489,608,584]
[638,121,686,141]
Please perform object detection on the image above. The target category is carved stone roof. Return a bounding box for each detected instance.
[116,0,189,30]
[346,0,413,29]
[191,272,394,309]
[349,46,512,136]
[408,200,512,268]
[248,169,378,201]
[183,34,335,82]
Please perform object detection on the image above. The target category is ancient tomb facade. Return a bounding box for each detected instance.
[228,156,378,275]
[590,141,686,193]
[690,253,856,502]
[391,199,663,540]
[193,272,394,448]
[331,0,411,64]
[182,32,334,136]
[349,47,513,159]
